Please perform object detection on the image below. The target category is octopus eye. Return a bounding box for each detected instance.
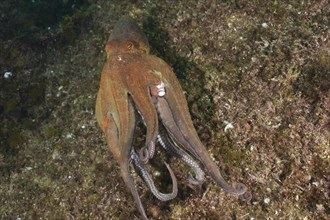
[126,41,133,50]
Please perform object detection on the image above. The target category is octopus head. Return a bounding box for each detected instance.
[106,15,150,55]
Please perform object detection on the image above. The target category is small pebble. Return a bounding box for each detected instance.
[261,22,268,28]
[224,121,234,133]
[4,71,13,78]
[66,133,74,139]
[264,197,271,204]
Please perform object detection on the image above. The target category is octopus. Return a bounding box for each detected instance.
[95,16,251,219]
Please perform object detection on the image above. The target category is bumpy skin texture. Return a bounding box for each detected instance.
[95,16,250,220]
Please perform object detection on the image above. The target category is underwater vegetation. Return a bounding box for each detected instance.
[0,0,329,219]
[0,0,90,41]
[0,0,92,160]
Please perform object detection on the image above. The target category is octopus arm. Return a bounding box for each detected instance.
[126,73,160,162]
[157,70,247,195]
[131,148,178,201]
[96,71,149,218]
[97,61,135,158]
[157,124,205,188]
[120,156,149,220]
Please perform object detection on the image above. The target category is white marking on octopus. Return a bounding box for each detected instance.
[156,82,165,97]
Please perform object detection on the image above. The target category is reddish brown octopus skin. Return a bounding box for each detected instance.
[95,16,250,220]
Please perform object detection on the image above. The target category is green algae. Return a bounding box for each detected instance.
[0,0,90,43]
[44,126,62,139]
[296,49,330,101]
[6,129,25,149]
[3,99,18,114]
